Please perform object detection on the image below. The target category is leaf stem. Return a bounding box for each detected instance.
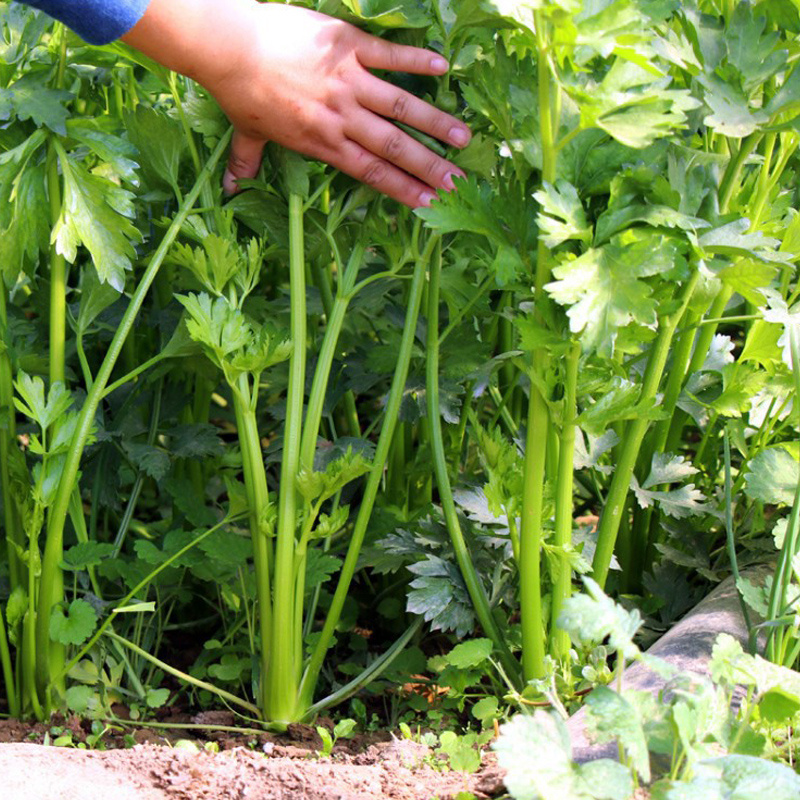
[765,328,800,662]
[592,270,700,587]
[266,191,306,723]
[106,630,259,716]
[0,288,23,588]
[298,226,432,710]
[550,342,580,660]
[426,239,521,684]
[518,9,559,682]
[35,129,233,704]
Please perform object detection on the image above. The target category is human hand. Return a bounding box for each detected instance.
[122,0,470,207]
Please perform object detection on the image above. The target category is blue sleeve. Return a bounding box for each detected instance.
[18,0,151,45]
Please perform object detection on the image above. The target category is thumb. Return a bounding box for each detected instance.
[223,131,266,195]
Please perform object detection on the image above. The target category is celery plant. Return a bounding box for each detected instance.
[33,131,233,711]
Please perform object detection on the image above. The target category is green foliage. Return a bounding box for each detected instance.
[316,718,356,757]
[49,599,97,647]
[0,1,798,774]
[494,712,632,800]
[52,150,141,291]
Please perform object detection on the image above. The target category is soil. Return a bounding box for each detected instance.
[0,716,507,800]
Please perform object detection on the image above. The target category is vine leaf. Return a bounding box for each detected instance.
[49,598,97,646]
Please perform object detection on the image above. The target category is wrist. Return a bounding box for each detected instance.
[121,0,259,90]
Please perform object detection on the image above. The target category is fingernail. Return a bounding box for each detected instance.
[419,191,437,207]
[449,127,470,147]
[223,169,238,196]
[431,56,448,72]
[443,172,458,191]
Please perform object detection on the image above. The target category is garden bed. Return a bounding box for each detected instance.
[1,734,505,800]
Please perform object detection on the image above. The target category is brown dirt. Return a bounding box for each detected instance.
[0,738,506,800]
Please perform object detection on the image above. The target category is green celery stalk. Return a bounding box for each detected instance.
[266,191,306,724]
[550,342,580,661]
[426,239,521,684]
[297,226,432,712]
[518,9,559,682]
[592,270,700,588]
[34,130,233,706]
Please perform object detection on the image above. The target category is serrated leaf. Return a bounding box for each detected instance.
[53,156,140,291]
[759,687,800,724]
[296,448,370,504]
[124,104,184,191]
[574,429,619,474]
[594,203,708,246]
[472,695,499,723]
[122,441,171,481]
[744,446,798,505]
[718,259,777,306]
[181,92,228,139]
[759,288,800,369]
[698,74,768,138]
[208,653,249,681]
[407,556,475,637]
[740,320,782,368]
[586,686,650,782]
[575,61,699,148]
[446,638,493,669]
[692,755,800,799]
[49,598,97,646]
[227,323,292,376]
[698,220,790,264]
[305,550,342,589]
[61,541,114,571]
[65,685,95,715]
[711,363,767,418]
[165,476,217,527]
[177,293,251,365]
[493,712,579,800]
[4,585,26,646]
[167,423,224,459]
[533,179,592,249]
[452,131,496,178]
[558,577,642,660]
[146,687,170,709]
[631,475,709,519]
[546,233,682,355]
[642,453,698,488]
[76,266,122,334]
[726,2,785,93]
[198,529,251,567]
[576,759,633,800]
[578,377,664,434]
[0,71,71,134]
[14,373,72,431]
[67,119,140,185]
[416,175,503,240]
[736,576,769,617]
[0,153,49,284]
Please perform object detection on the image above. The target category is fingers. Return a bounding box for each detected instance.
[345,109,463,195]
[356,73,470,148]
[354,32,449,76]
[223,131,266,195]
[329,139,440,208]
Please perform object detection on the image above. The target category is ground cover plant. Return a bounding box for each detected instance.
[2,0,800,795]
